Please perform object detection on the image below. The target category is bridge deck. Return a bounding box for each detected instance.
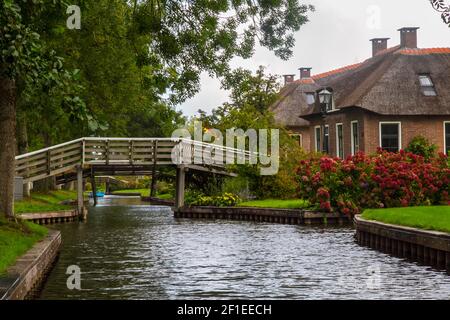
[15,137,249,183]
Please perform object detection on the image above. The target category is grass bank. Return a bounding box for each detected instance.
[14,190,78,214]
[362,206,450,233]
[238,199,310,209]
[113,189,173,200]
[0,218,48,274]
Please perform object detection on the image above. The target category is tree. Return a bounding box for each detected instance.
[196,66,304,199]
[0,0,85,218]
[1,0,313,218]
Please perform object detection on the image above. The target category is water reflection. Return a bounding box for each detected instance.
[39,197,450,300]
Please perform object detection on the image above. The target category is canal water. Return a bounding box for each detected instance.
[39,197,450,300]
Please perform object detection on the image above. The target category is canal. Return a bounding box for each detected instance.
[39,197,450,300]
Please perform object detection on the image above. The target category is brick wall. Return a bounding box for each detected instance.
[287,126,311,153]
[304,111,449,157]
[364,114,450,154]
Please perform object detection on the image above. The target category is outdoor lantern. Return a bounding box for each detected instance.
[318,89,332,104]
[318,89,332,114]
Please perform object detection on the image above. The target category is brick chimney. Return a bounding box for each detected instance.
[398,27,419,48]
[370,38,390,57]
[283,74,295,85]
[299,67,312,79]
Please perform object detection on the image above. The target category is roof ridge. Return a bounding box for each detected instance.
[311,62,363,80]
[395,47,450,55]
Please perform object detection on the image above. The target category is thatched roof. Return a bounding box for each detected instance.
[270,46,450,125]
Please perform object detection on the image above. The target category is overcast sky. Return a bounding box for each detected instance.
[176,0,449,117]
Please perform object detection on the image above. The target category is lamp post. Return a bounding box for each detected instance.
[318,89,332,153]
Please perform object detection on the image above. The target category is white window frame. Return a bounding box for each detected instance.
[350,120,359,156]
[444,121,450,155]
[336,123,344,158]
[379,121,402,152]
[290,133,303,148]
[314,126,321,152]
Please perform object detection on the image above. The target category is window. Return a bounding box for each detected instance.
[323,125,330,154]
[380,122,401,152]
[445,122,450,155]
[336,123,344,158]
[419,75,437,96]
[351,121,359,155]
[305,93,315,105]
[315,126,321,152]
[290,134,303,147]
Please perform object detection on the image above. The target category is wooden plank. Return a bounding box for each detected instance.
[50,156,81,168]
[84,147,107,154]
[15,158,47,171]
[47,142,82,155]
[50,149,81,162]
[15,152,47,165]
[107,147,131,153]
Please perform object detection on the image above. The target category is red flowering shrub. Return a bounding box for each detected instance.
[296,149,450,216]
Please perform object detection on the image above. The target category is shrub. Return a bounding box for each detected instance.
[296,149,450,216]
[405,135,437,160]
[185,191,241,207]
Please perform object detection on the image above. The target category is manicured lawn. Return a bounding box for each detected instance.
[238,199,310,209]
[362,206,450,233]
[14,190,78,214]
[0,218,48,274]
[113,189,174,200]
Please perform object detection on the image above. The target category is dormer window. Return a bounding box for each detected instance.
[419,74,437,96]
[305,93,315,105]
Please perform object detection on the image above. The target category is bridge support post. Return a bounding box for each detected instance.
[76,165,86,220]
[175,166,186,210]
[91,169,97,207]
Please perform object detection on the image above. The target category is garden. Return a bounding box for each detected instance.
[179,137,449,224]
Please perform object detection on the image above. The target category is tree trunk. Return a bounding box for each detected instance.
[0,74,17,219]
[17,113,30,197]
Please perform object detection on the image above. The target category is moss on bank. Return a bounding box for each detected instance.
[362,206,450,234]
[0,218,48,274]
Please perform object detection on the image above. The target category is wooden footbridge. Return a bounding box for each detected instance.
[15,137,252,214]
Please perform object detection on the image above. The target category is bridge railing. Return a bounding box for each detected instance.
[15,137,257,183]
[15,139,84,183]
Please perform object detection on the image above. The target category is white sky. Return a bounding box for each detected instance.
[176,0,450,117]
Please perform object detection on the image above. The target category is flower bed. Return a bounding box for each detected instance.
[296,149,450,216]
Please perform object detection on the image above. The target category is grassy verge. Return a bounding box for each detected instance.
[113,189,173,200]
[362,206,450,233]
[14,190,78,214]
[0,218,48,274]
[238,199,310,209]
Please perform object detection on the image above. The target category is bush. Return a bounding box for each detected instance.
[296,149,450,216]
[405,136,437,160]
[185,191,241,207]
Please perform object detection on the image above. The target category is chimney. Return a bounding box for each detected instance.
[370,38,390,57]
[299,67,312,79]
[398,27,419,48]
[283,74,295,85]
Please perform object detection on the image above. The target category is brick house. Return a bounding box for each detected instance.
[270,27,450,157]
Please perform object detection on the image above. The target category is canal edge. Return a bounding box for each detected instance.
[0,229,62,300]
[175,206,352,226]
[354,215,450,274]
